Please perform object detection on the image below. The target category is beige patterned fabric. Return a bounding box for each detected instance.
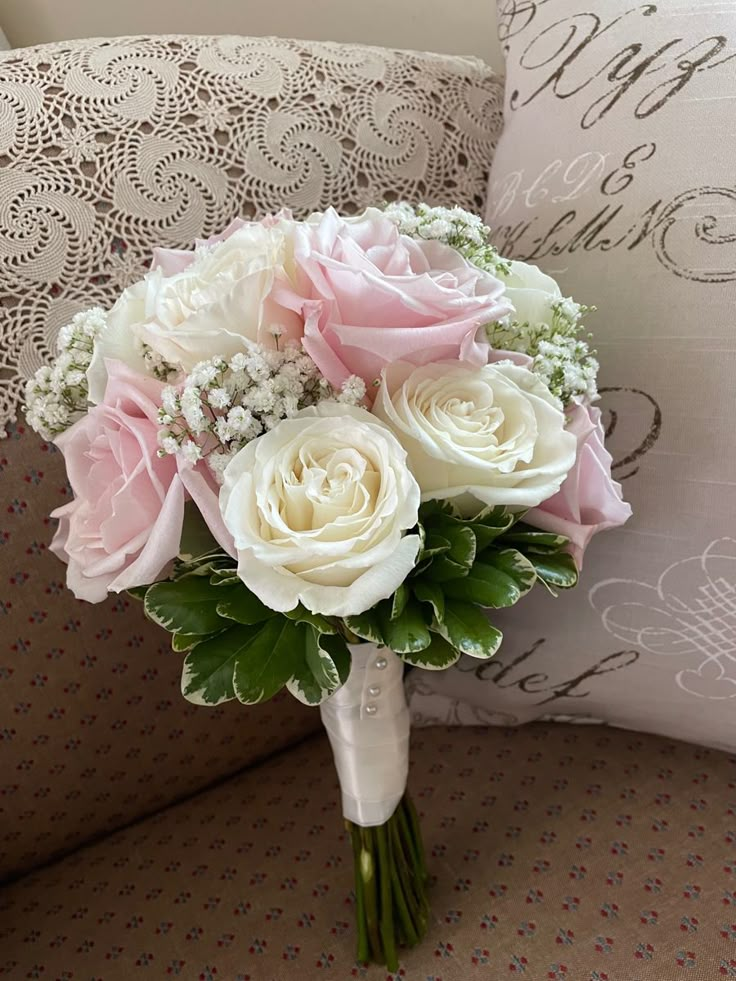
[410,1,736,751]
[0,33,504,435]
[3,722,736,979]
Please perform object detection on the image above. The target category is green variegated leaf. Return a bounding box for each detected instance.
[284,605,337,634]
[286,662,326,705]
[473,505,516,528]
[425,553,470,582]
[305,627,342,692]
[378,600,431,654]
[287,630,350,706]
[437,600,503,659]
[172,631,213,652]
[391,583,410,620]
[398,631,460,670]
[443,561,521,608]
[210,569,241,586]
[232,618,305,705]
[126,585,150,601]
[486,548,537,597]
[531,552,579,592]
[145,577,233,635]
[413,579,445,622]
[344,610,385,645]
[216,587,275,625]
[419,499,460,521]
[181,624,253,705]
[501,525,569,549]
[442,524,476,569]
[419,532,452,561]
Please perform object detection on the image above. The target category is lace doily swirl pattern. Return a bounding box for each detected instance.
[0,34,503,433]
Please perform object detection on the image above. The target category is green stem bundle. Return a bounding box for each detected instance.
[345,793,430,971]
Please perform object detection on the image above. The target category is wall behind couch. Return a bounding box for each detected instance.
[1,0,503,70]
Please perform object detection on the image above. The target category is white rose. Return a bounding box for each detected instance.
[87,222,303,402]
[502,259,563,326]
[220,402,422,617]
[373,360,577,514]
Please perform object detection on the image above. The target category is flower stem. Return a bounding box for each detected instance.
[346,792,429,968]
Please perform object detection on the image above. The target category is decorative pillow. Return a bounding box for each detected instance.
[0,34,505,880]
[408,1,736,751]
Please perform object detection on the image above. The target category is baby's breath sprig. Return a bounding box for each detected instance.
[487,299,599,405]
[383,202,511,277]
[24,308,108,440]
[157,342,366,483]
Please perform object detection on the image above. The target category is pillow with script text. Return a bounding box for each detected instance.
[408,0,736,751]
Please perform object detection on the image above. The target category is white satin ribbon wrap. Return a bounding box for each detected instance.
[320,643,410,827]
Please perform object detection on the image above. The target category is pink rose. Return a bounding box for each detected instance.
[275,208,512,390]
[51,361,187,602]
[525,402,632,567]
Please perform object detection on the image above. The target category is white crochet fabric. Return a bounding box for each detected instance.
[0,34,503,434]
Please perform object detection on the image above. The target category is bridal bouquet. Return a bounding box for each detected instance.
[26,204,631,969]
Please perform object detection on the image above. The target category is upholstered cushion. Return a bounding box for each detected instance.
[409,2,736,751]
[0,34,504,881]
[2,723,735,978]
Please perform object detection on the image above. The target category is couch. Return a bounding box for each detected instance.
[1,35,734,981]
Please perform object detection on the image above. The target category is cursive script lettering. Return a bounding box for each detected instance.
[458,638,641,706]
[501,3,736,129]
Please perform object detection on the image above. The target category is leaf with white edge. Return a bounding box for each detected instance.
[486,548,537,597]
[319,633,351,686]
[502,525,569,549]
[531,552,579,592]
[286,630,350,706]
[444,561,521,608]
[419,499,460,521]
[284,605,337,634]
[425,553,469,582]
[286,663,327,706]
[232,617,305,705]
[419,531,451,561]
[399,631,461,670]
[181,624,255,705]
[473,505,516,528]
[178,500,221,562]
[210,569,241,586]
[437,600,503,658]
[304,627,340,692]
[413,579,445,622]
[378,599,431,654]
[172,631,213,652]
[344,610,384,645]
[469,519,515,551]
[391,583,410,621]
[126,585,150,601]
[216,587,275,625]
[442,523,476,569]
[145,577,232,635]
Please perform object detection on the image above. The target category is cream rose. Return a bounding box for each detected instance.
[373,361,577,514]
[220,402,421,617]
[87,220,302,402]
[502,259,564,326]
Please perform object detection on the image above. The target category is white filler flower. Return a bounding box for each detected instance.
[220,402,421,617]
[373,361,577,514]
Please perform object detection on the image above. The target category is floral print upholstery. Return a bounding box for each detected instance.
[3,723,736,979]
